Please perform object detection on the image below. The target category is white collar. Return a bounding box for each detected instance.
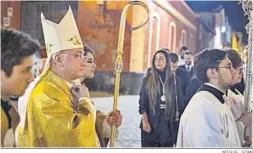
[64,79,82,89]
[185,65,191,68]
[204,83,226,94]
[64,80,74,89]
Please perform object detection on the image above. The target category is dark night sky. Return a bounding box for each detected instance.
[185,0,248,44]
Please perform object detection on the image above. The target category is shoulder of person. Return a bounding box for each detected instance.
[190,91,215,105]
[178,65,185,69]
[176,67,185,74]
[31,80,69,104]
[191,77,201,84]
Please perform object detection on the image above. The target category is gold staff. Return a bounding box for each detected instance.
[109,1,149,147]
[239,0,252,113]
[239,0,252,147]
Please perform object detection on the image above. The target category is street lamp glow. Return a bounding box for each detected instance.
[221,26,226,33]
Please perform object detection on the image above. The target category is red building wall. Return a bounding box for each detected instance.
[1,1,21,30]
[1,1,201,72]
[77,1,132,72]
[143,0,199,69]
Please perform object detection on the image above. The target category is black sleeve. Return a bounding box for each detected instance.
[185,78,201,106]
[177,69,188,96]
[176,77,186,114]
[234,77,245,94]
[139,79,149,115]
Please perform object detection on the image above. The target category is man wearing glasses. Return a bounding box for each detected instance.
[17,7,121,147]
[226,49,251,147]
[177,49,242,147]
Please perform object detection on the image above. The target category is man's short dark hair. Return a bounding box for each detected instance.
[180,46,188,53]
[194,49,227,83]
[168,53,178,63]
[226,49,242,69]
[184,51,193,56]
[1,28,40,77]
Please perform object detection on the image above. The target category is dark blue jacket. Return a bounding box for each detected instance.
[138,75,186,142]
[177,65,194,94]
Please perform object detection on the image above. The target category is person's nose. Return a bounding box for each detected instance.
[28,71,35,83]
[92,63,96,69]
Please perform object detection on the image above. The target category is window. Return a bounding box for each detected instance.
[168,21,177,52]
[148,11,160,67]
[199,24,203,39]
[180,29,187,47]
[96,1,105,17]
[190,34,194,53]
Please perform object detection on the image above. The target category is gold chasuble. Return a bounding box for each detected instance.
[17,70,98,147]
[16,6,104,147]
[1,108,8,146]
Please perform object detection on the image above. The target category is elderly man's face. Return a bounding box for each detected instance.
[57,48,85,80]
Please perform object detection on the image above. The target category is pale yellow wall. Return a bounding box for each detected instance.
[130,4,147,72]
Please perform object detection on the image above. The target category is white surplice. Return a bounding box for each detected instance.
[176,83,241,147]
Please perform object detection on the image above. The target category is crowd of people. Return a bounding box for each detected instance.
[139,47,252,147]
[1,6,252,148]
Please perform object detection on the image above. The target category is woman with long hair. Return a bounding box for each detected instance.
[139,49,185,147]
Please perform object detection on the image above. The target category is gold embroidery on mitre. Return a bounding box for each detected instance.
[68,35,81,45]
[46,44,54,54]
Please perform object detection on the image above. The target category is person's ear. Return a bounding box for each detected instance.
[54,54,64,67]
[207,68,219,80]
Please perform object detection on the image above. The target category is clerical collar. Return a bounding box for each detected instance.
[198,83,226,104]
[1,99,12,128]
[64,79,82,89]
[64,80,74,89]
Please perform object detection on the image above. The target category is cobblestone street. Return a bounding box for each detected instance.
[93,95,141,148]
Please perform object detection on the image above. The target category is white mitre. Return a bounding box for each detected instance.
[17,6,84,135]
[41,5,83,56]
[40,6,84,78]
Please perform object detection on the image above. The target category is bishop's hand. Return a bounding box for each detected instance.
[107,110,122,128]
[71,85,90,100]
[70,85,90,110]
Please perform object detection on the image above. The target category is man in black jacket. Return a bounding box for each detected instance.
[169,53,188,97]
[178,51,194,95]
